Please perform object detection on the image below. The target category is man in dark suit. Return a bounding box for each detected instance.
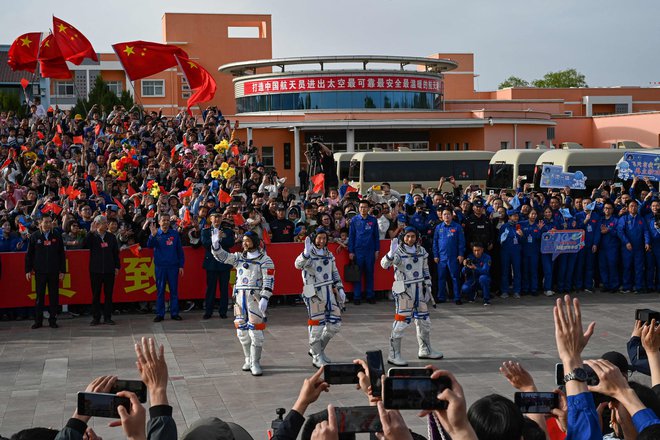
[84,215,121,326]
[25,215,65,329]
[201,213,235,319]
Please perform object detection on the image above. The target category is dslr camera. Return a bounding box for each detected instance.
[464,258,474,267]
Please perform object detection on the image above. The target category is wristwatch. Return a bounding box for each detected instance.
[563,367,588,383]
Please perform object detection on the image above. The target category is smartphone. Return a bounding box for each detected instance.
[77,392,131,419]
[366,350,384,397]
[489,190,495,195]
[636,308,660,324]
[111,380,147,403]
[612,182,623,189]
[387,367,433,377]
[475,189,482,196]
[514,392,559,414]
[334,406,382,433]
[520,175,528,181]
[413,184,422,189]
[383,376,452,410]
[323,363,364,385]
[555,363,599,386]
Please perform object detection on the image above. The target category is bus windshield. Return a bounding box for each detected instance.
[348,160,360,181]
[487,163,513,189]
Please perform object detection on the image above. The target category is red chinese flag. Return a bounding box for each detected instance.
[112,40,187,81]
[262,231,271,244]
[57,123,63,134]
[0,158,11,170]
[52,133,63,147]
[128,244,141,257]
[73,135,83,144]
[36,131,45,140]
[182,209,192,227]
[18,223,27,234]
[175,55,217,112]
[179,186,193,199]
[311,173,325,193]
[52,16,97,65]
[20,78,29,89]
[94,124,102,136]
[133,197,141,209]
[230,145,239,156]
[68,188,81,201]
[41,202,62,216]
[233,214,245,226]
[38,34,71,79]
[7,32,41,72]
[345,185,358,193]
[113,197,125,211]
[146,209,155,218]
[218,189,232,203]
[183,178,192,188]
[127,185,136,196]
[90,180,99,196]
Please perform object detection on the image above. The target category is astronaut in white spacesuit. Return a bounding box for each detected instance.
[381,226,443,366]
[294,227,346,368]
[212,230,275,376]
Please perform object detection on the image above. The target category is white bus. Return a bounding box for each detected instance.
[347,151,494,194]
[333,152,356,183]
[486,150,547,190]
[532,149,659,192]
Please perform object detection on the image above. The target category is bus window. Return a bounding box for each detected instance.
[363,160,452,182]
[339,161,351,180]
[348,160,360,181]
[487,163,513,189]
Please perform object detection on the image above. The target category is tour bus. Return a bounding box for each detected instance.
[486,150,547,191]
[531,148,658,193]
[347,151,494,194]
[333,152,356,182]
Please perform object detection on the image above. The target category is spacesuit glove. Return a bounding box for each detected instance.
[388,239,398,257]
[259,297,268,315]
[304,236,313,256]
[211,228,221,250]
[338,288,346,304]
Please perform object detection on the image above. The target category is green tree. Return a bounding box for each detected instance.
[0,90,26,115]
[72,76,136,116]
[531,68,587,88]
[498,76,530,89]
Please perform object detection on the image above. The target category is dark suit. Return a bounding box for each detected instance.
[84,231,121,322]
[25,230,66,325]
[201,226,235,317]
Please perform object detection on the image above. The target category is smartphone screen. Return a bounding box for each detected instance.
[77,392,131,418]
[366,350,384,397]
[387,367,433,378]
[111,380,147,403]
[334,406,382,433]
[514,392,558,414]
[323,363,363,385]
[383,376,451,410]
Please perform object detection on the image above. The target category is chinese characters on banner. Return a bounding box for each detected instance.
[616,152,660,182]
[241,75,443,96]
[0,242,395,308]
[540,230,585,261]
[540,165,587,190]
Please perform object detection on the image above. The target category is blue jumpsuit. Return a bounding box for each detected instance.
[617,213,649,291]
[557,218,579,293]
[520,220,542,295]
[432,221,465,302]
[574,212,601,291]
[645,214,660,291]
[499,221,522,296]
[599,216,620,291]
[460,253,492,303]
[348,214,380,300]
[146,228,185,318]
[540,218,560,292]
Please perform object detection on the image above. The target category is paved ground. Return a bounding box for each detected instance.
[0,291,657,439]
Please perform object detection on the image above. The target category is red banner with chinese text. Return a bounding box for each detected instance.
[0,242,395,307]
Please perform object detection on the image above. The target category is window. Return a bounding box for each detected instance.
[525,141,531,149]
[182,92,191,99]
[55,81,74,97]
[615,103,629,114]
[106,81,122,97]
[564,111,573,117]
[141,80,164,97]
[500,141,509,150]
[463,143,469,151]
[261,146,274,168]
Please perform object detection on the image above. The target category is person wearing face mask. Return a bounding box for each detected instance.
[381,226,442,366]
[84,215,120,326]
[211,230,275,376]
[147,213,185,323]
[295,227,346,368]
[25,215,65,329]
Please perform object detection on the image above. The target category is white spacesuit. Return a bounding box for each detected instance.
[381,227,443,366]
[295,229,346,368]
[212,230,274,376]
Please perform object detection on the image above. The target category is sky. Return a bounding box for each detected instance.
[3,0,660,90]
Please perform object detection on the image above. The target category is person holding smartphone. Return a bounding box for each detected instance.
[295,227,346,368]
[212,230,275,376]
[382,227,443,366]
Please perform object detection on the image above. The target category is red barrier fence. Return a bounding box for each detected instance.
[0,241,395,308]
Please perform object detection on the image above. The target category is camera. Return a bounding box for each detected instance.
[464,258,474,266]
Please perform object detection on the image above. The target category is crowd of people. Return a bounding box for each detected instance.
[5,298,660,440]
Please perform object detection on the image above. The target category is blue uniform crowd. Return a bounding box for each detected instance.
[352,177,660,307]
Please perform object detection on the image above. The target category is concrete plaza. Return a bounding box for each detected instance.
[0,292,655,439]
